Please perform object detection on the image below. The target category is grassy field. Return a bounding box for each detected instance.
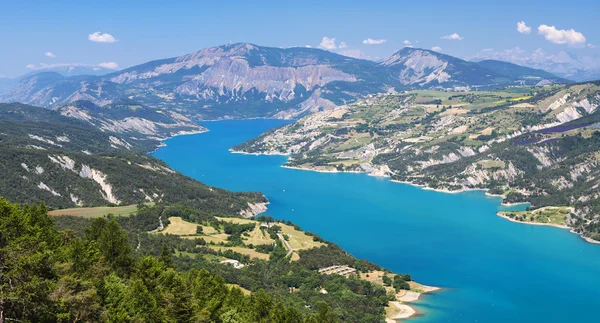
[161,217,199,235]
[48,204,141,218]
[227,284,251,295]
[278,223,325,251]
[215,216,325,251]
[214,216,254,224]
[244,225,276,246]
[156,216,326,261]
[500,206,572,226]
[209,246,270,260]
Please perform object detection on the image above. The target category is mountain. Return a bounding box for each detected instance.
[476,59,571,84]
[1,44,570,120]
[234,81,600,242]
[0,65,116,95]
[471,49,600,83]
[560,69,600,83]
[382,48,568,88]
[0,77,17,95]
[24,64,117,77]
[381,47,508,88]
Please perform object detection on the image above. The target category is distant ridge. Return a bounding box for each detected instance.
[1,43,570,120]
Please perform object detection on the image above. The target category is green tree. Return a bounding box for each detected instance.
[96,220,133,275]
[159,243,173,268]
[315,302,338,323]
[0,199,58,322]
[382,274,392,286]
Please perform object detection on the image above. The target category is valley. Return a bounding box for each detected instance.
[0,99,430,322]
[3,2,600,322]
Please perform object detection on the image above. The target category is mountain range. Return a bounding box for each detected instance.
[1,43,570,120]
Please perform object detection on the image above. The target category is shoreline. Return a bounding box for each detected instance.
[229,149,289,156]
[154,130,443,320]
[496,212,600,245]
[496,212,571,229]
[276,164,507,198]
[221,149,600,246]
[388,285,441,321]
[282,165,363,174]
[149,129,208,153]
[262,161,600,246]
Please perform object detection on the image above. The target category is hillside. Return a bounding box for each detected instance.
[234,81,600,242]
[1,44,568,120]
[0,103,265,214]
[54,100,206,140]
[0,100,431,321]
[2,193,432,322]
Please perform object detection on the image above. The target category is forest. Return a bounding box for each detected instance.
[2,198,411,323]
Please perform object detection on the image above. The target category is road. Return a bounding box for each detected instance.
[277,232,294,257]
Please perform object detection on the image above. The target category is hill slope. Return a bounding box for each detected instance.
[234,82,600,241]
[0,103,265,212]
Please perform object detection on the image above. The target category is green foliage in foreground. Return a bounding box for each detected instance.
[0,197,341,323]
[53,203,402,322]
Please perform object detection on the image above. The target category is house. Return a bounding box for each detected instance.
[220,259,245,269]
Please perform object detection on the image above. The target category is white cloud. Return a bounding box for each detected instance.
[305,45,312,48]
[362,38,387,45]
[431,46,442,52]
[88,31,118,43]
[588,43,597,49]
[441,33,463,40]
[338,41,347,49]
[517,21,532,34]
[44,52,56,58]
[537,25,586,46]
[403,40,411,46]
[319,37,337,50]
[98,62,119,69]
[26,64,36,69]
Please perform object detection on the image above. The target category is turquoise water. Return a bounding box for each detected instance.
[153,119,600,323]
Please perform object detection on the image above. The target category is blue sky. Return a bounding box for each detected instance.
[1,0,599,77]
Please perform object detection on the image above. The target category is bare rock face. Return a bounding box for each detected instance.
[240,202,268,218]
[2,44,568,120]
[53,101,206,140]
[382,49,451,85]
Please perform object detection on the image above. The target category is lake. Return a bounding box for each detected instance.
[153,119,600,323]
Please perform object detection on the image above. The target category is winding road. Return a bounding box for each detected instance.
[277,232,294,257]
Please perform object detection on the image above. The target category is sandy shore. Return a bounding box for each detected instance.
[397,285,441,302]
[581,236,600,245]
[385,284,440,322]
[389,302,416,320]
